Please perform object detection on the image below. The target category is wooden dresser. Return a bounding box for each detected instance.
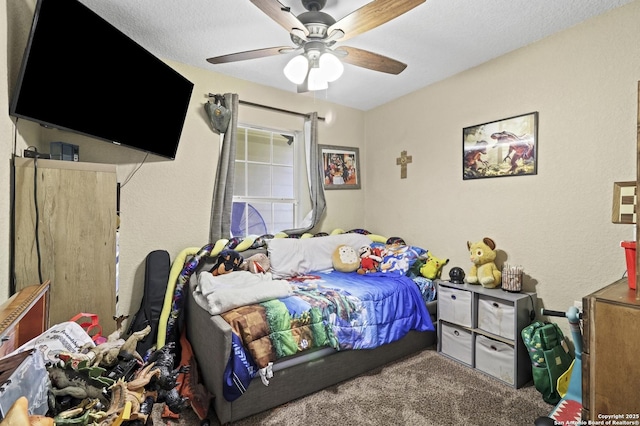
[582,278,640,420]
[0,282,49,357]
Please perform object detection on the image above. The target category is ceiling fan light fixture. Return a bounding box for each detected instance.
[284,54,309,85]
[307,67,328,91]
[211,0,425,94]
[318,52,343,82]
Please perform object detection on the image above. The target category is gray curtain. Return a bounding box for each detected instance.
[207,93,238,242]
[282,112,326,234]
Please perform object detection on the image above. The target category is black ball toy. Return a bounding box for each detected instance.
[449,267,465,284]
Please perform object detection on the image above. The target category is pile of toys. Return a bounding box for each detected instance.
[0,320,190,425]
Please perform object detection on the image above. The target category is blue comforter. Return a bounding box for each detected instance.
[222,271,434,401]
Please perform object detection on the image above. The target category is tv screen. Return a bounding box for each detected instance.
[10,0,194,160]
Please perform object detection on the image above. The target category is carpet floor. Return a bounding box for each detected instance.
[151,346,553,425]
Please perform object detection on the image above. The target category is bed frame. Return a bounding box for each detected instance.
[185,267,437,424]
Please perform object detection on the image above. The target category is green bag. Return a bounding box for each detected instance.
[521,321,574,404]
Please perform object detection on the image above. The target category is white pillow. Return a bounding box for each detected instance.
[268,233,372,278]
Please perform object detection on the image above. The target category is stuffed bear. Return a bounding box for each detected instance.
[419,252,449,280]
[332,244,360,273]
[210,249,244,276]
[357,245,383,274]
[466,237,501,288]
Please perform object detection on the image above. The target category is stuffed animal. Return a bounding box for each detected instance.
[332,244,360,273]
[210,249,244,276]
[467,237,501,288]
[357,245,383,274]
[419,252,449,279]
[241,253,271,273]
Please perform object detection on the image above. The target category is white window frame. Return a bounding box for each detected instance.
[232,123,300,237]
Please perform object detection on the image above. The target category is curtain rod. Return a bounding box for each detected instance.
[208,93,325,121]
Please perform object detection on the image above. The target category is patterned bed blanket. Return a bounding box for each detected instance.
[221,270,435,401]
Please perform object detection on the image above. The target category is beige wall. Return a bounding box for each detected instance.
[2,0,640,331]
[364,1,640,317]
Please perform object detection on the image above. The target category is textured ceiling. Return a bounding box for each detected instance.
[77,0,634,111]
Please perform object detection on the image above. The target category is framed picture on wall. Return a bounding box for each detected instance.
[612,181,636,224]
[319,144,361,189]
[463,111,538,180]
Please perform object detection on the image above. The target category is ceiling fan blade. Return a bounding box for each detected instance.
[335,46,407,75]
[328,0,425,42]
[250,0,310,37]
[207,46,295,64]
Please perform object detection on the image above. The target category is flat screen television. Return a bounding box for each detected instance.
[10,0,194,160]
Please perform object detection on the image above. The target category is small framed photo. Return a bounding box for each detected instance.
[319,144,361,189]
[463,111,538,180]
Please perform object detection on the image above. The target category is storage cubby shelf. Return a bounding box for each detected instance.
[436,279,537,388]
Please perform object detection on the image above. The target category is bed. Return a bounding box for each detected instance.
[178,232,438,424]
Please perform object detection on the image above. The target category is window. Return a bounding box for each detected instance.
[232,125,298,237]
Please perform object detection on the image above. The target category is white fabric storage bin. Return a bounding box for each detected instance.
[440,322,472,365]
[438,286,472,327]
[475,335,514,385]
[477,294,515,339]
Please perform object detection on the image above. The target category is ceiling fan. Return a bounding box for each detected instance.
[206,0,426,92]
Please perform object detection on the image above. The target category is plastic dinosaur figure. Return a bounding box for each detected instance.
[144,342,190,414]
[53,399,105,426]
[48,362,114,407]
[85,325,151,367]
[99,363,161,425]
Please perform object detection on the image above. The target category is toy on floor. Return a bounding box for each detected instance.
[534,306,583,426]
[100,363,161,424]
[66,324,151,368]
[0,396,53,426]
[52,398,104,425]
[48,361,113,407]
[466,237,501,288]
[127,342,189,415]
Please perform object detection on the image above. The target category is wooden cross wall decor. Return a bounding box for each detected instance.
[396,150,412,179]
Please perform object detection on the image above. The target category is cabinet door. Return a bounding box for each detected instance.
[591,300,640,416]
[14,159,117,334]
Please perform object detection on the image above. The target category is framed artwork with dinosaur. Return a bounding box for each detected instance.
[462,111,538,180]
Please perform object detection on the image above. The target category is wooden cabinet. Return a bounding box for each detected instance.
[582,279,640,420]
[13,158,117,335]
[436,280,537,388]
